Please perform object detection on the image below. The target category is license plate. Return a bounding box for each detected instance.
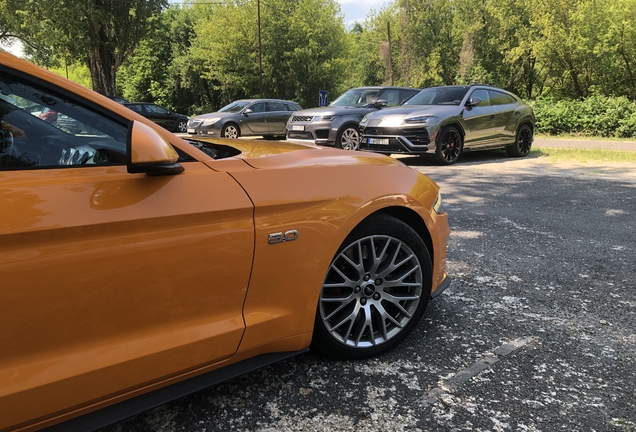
[368,138,389,145]
[291,125,305,131]
[187,128,196,134]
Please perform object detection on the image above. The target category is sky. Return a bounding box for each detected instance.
[1,0,393,57]
[338,0,391,26]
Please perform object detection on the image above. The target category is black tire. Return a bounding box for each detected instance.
[221,123,240,139]
[176,119,188,133]
[435,125,463,165]
[506,123,533,157]
[335,124,360,150]
[312,213,432,360]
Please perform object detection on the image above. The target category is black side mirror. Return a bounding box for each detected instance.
[375,99,389,108]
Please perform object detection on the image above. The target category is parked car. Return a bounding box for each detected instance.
[286,86,420,150]
[108,96,130,104]
[124,102,189,133]
[359,85,535,164]
[0,51,450,431]
[187,99,302,139]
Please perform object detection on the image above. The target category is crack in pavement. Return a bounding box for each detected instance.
[418,337,537,407]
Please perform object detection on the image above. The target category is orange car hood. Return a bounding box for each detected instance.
[191,137,406,170]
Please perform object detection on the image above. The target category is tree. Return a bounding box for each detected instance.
[12,0,166,96]
[190,0,349,109]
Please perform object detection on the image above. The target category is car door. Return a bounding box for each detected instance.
[267,101,291,134]
[489,89,519,143]
[143,104,172,129]
[462,89,498,147]
[241,101,269,135]
[0,68,254,428]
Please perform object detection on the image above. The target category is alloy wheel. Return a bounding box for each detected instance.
[319,234,423,348]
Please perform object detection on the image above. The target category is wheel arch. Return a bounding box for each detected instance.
[222,121,241,138]
[370,206,435,269]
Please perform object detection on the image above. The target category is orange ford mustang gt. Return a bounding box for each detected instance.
[0,52,451,432]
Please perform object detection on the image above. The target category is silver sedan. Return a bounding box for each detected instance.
[187,99,302,139]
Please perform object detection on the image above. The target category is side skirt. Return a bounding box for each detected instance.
[43,350,308,432]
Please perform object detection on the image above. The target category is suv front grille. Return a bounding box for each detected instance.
[362,126,430,146]
[291,115,314,122]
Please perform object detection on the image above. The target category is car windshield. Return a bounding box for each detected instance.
[330,89,381,107]
[219,101,250,113]
[403,87,470,106]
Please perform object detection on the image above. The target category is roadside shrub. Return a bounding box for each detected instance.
[531,96,636,138]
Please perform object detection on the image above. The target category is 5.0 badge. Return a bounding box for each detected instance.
[268,230,299,244]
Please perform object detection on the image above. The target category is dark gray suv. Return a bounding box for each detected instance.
[286,87,420,150]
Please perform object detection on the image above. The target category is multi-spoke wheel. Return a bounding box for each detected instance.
[507,123,533,157]
[435,125,463,165]
[222,123,240,139]
[336,125,360,150]
[312,214,432,359]
[176,119,188,133]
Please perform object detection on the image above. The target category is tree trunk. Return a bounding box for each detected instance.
[87,50,116,96]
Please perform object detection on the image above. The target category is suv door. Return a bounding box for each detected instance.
[0,68,254,429]
[489,89,519,143]
[462,89,498,147]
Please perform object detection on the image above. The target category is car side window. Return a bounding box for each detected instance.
[488,90,517,105]
[400,90,419,104]
[145,104,168,114]
[268,102,285,112]
[284,103,299,111]
[469,89,491,106]
[0,70,128,170]
[127,104,143,113]
[249,102,267,113]
[379,90,400,106]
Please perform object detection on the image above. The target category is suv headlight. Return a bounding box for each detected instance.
[360,115,369,126]
[316,115,341,122]
[433,191,444,214]
[404,115,437,124]
[202,117,221,126]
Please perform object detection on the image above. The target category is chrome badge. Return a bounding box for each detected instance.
[268,230,299,244]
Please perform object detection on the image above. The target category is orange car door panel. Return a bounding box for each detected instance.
[0,162,253,428]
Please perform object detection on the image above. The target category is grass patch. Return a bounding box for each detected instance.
[531,147,636,163]
[535,133,636,142]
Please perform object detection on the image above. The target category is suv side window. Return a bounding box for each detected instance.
[379,89,400,106]
[0,71,128,169]
[488,90,517,105]
[468,89,491,106]
[399,89,419,104]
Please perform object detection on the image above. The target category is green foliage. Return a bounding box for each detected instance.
[532,96,636,138]
[48,63,92,89]
[5,0,166,95]
[188,0,349,109]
